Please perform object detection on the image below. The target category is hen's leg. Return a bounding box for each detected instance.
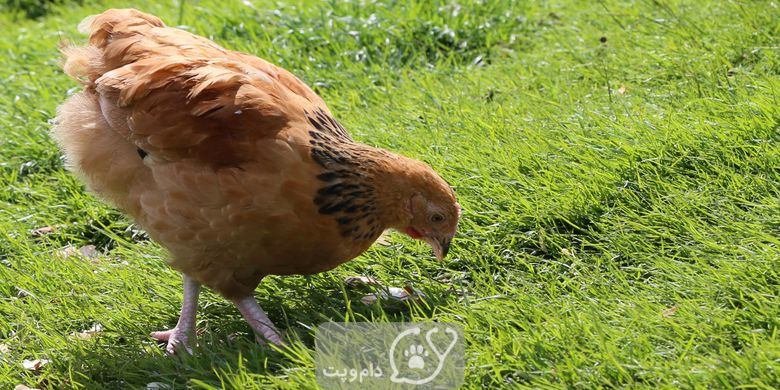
[151,274,201,354]
[233,296,284,346]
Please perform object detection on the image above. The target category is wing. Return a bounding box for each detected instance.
[95,56,295,165]
[66,9,334,165]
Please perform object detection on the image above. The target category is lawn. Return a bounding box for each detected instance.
[0,0,778,388]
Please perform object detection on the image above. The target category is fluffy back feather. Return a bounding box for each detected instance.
[57,9,336,166]
[63,9,165,86]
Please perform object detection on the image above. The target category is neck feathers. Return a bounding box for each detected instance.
[306,110,417,240]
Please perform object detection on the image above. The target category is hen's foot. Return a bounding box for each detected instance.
[151,327,193,355]
[152,274,202,355]
[234,296,285,346]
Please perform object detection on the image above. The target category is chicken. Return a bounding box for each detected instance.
[53,8,459,352]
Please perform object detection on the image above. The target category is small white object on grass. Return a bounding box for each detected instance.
[22,359,49,371]
[344,276,426,305]
[146,383,172,390]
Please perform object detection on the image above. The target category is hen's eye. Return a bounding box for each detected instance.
[430,213,444,223]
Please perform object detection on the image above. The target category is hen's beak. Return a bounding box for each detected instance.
[425,235,452,261]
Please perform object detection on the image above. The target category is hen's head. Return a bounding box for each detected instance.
[398,166,460,260]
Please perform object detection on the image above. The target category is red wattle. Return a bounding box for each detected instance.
[404,227,424,239]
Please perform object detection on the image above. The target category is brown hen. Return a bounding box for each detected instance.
[53,8,459,352]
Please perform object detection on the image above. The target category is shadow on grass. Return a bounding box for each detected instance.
[48,276,451,388]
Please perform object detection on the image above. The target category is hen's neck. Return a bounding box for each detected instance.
[309,137,416,241]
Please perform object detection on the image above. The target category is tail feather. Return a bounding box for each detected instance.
[62,8,165,86]
[80,8,164,48]
[60,45,104,85]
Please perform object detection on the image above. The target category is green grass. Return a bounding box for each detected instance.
[1,0,779,388]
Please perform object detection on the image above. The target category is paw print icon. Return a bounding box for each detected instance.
[405,344,429,369]
[389,326,458,385]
